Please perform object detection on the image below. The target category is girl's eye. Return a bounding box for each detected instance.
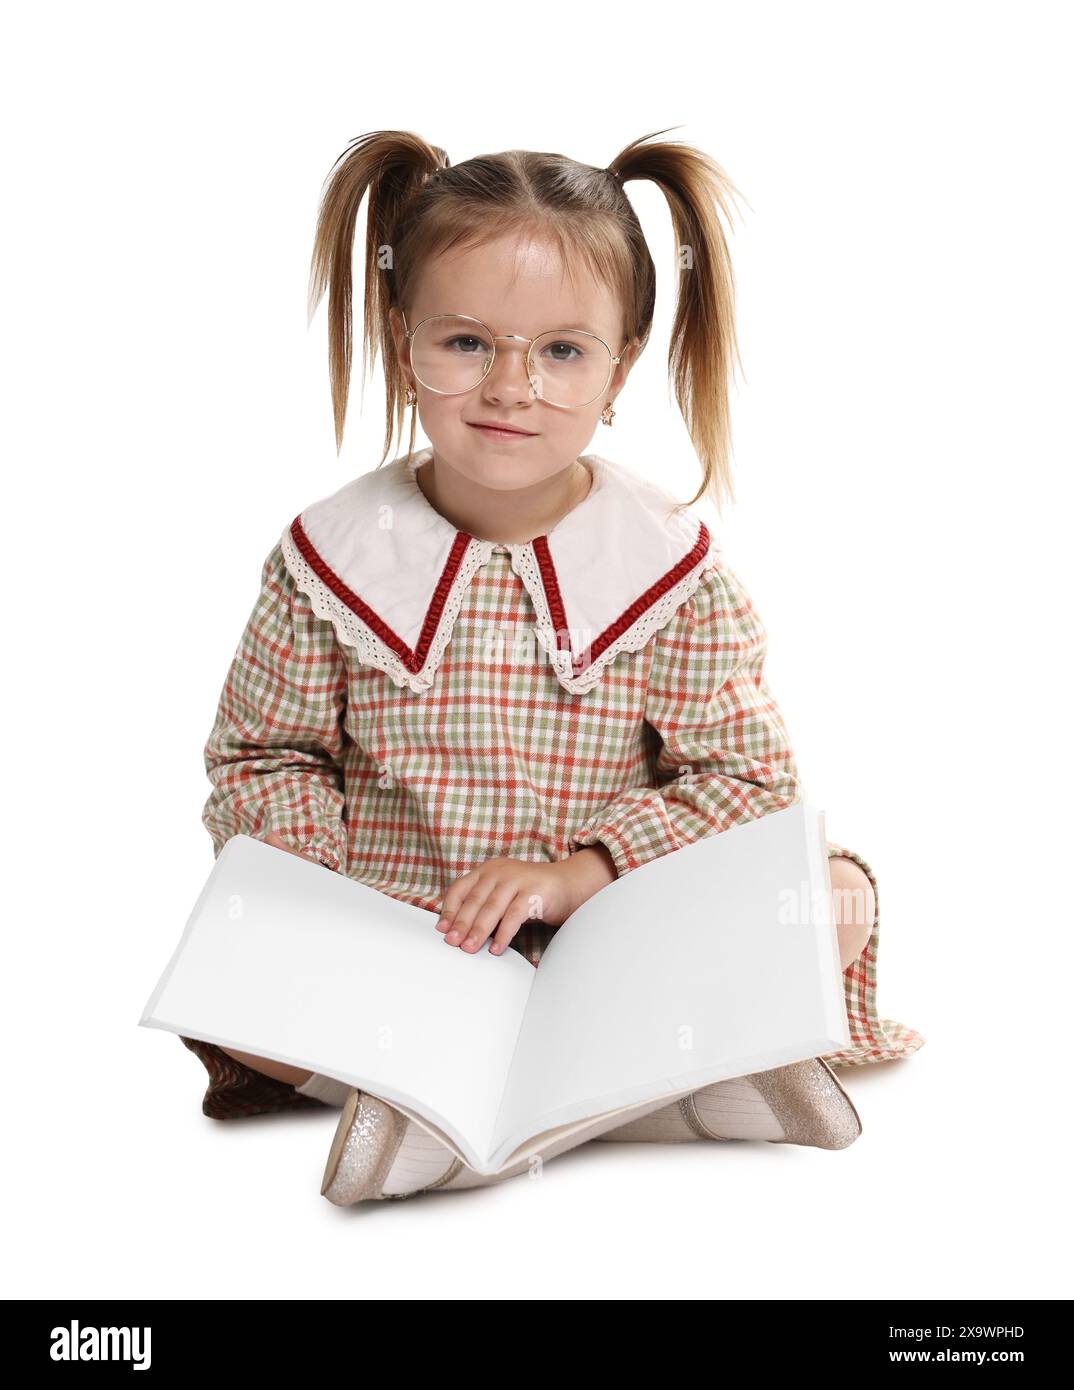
[541,341,583,364]
[445,335,489,355]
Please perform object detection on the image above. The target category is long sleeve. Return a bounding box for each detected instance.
[567,561,802,878]
[201,541,349,871]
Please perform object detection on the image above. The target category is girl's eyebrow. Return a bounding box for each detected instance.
[438,314,607,337]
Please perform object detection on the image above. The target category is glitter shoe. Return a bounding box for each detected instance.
[594,1058,862,1150]
[320,1088,462,1205]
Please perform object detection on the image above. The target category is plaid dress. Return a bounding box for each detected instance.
[181,449,925,1119]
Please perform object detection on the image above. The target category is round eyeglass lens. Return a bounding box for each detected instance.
[527,330,613,407]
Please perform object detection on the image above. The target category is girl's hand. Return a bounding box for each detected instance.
[435,847,617,956]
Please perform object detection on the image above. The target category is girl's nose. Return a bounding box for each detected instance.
[481,342,534,405]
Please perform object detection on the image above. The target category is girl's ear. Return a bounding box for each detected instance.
[611,337,641,395]
[387,305,403,352]
[387,306,411,377]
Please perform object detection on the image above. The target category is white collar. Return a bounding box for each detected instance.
[279,446,717,696]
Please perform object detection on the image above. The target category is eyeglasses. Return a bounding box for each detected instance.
[401,310,627,409]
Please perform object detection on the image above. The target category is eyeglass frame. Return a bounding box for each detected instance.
[400,309,629,410]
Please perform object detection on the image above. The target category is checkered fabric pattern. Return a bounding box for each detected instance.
[182,542,924,1118]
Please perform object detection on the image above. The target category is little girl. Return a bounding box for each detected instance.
[180,128,925,1204]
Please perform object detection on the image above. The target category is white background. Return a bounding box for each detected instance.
[4,0,1071,1301]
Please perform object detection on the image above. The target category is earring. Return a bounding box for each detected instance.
[601,402,616,427]
[405,383,417,407]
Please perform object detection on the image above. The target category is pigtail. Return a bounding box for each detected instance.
[307,131,449,456]
[607,127,747,512]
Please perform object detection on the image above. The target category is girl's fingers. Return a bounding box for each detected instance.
[442,876,499,947]
[456,883,519,953]
[488,901,530,955]
[435,870,478,934]
[472,892,533,955]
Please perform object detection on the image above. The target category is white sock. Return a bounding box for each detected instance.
[691,1078,785,1141]
[294,1071,354,1107]
[380,1121,457,1195]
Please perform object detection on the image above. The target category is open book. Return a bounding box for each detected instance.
[141,802,850,1175]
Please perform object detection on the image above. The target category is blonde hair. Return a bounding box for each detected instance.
[307,126,746,512]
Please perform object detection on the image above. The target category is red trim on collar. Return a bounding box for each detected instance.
[290,513,710,682]
[532,521,711,674]
[289,515,475,676]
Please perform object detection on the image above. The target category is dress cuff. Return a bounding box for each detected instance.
[257,807,343,873]
[568,820,657,879]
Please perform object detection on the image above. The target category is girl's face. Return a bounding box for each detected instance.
[389,233,636,493]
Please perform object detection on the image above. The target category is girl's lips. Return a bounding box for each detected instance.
[467,422,536,439]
